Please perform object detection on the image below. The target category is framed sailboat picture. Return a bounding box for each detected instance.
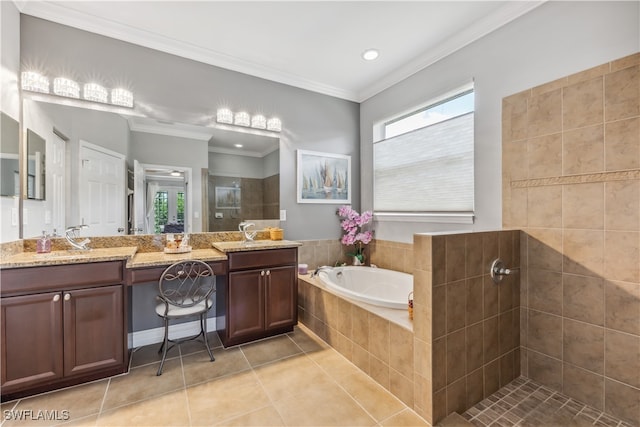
[297,149,351,204]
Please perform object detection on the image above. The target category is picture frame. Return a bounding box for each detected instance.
[297,149,351,204]
[215,186,241,209]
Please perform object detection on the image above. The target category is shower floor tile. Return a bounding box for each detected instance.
[462,377,634,427]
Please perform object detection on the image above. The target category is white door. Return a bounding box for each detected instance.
[79,141,126,236]
[50,134,65,234]
[133,160,145,234]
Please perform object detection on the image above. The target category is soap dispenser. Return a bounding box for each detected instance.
[36,231,51,254]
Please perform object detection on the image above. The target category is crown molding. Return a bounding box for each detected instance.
[357,1,546,102]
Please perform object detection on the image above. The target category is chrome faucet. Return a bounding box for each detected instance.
[238,222,257,243]
[65,225,91,250]
[310,266,332,278]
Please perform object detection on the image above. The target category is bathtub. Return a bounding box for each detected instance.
[316,266,413,309]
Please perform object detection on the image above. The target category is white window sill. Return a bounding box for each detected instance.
[374,212,475,224]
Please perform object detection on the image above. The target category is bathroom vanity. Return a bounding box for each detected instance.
[0,238,300,401]
[212,241,300,347]
[0,259,130,400]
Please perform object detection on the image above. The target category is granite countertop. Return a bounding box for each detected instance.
[127,248,227,268]
[211,239,302,253]
[0,247,139,269]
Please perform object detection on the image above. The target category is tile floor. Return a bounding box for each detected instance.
[1,325,428,427]
[462,377,634,427]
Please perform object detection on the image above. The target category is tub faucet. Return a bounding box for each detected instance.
[65,224,91,250]
[310,266,332,278]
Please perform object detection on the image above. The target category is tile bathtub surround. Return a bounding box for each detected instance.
[1,325,428,427]
[301,230,521,425]
[503,52,640,425]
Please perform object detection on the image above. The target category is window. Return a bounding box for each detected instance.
[176,192,185,223]
[373,86,475,221]
[154,191,168,233]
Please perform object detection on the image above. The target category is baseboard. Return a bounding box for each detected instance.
[128,317,220,348]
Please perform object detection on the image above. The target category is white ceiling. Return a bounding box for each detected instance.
[15,1,544,103]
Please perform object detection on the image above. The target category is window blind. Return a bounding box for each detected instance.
[373,112,474,213]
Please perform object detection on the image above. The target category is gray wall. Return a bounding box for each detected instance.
[360,1,640,242]
[20,15,360,241]
[0,1,21,242]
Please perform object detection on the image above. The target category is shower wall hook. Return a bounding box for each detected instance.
[490,258,519,284]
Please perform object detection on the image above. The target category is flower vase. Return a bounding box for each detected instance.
[352,255,364,266]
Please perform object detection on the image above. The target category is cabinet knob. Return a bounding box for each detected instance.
[52,294,60,302]
[266,270,270,276]
[64,293,71,301]
[261,270,265,276]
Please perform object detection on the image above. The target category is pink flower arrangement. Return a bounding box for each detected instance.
[338,205,373,264]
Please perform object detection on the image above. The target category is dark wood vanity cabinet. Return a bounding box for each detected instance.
[218,248,298,347]
[1,262,127,400]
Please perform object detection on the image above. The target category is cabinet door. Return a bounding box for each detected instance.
[265,266,297,330]
[1,292,64,392]
[228,270,264,340]
[63,285,124,376]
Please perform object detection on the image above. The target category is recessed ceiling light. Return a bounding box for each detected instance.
[234,144,243,148]
[170,171,181,177]
[362,49,379,61]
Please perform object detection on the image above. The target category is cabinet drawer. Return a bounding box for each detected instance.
[228,248,297,271]
[0,262,124,296]
[128,261,226,285]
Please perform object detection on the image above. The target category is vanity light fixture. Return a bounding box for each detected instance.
[53,77,80,98]
[111,88,133,108]
[216,108,233,124]
[170,171,182,177]
[266,117,282,132]
[362,48,379,61]
[234,111,251,127]
[83,83,108,103]
[21,71,50,94]
[251,114,266,129]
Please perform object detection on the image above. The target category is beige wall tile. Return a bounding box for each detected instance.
[563,273,604,326]
[527,89,562,138]
[413,235,432,272]
[563,319,604,374]
[466,322,484,374]
[503,93,529,142]
[389,370,415,408]
[503,140,528,181]
[337,299,352,338]
[433,236,446,286]
[605,65,640,121]
[447,280,466,333]
[483,316,499,363]
[527,229,563,272]
[528,310,562,359]
[466,368,484,408]
[605,179,640,231]
[390,323,414,379]
[352,306,369,350]
[605,378,640,425]
[563,124,605,175]
[506,187,528,229]
[466,276,484,325]
[604,231,640,283]
[605,280,640,335]
[432,337,446,391]
[528,186,562,228]
[605,329,640,389]
[563,77,604,130]
[446,377,467,415]
[446,329,466,385]
[563,229,604,277]
[432,285,446,339]
[532,77,568,97]
[563,183,604,230]
[483,359,500,397]
[528,269,562,315]
[369,314,390,364]
[605,117,640,171]
[499,351,516,387]
[369,355,390,390]
[610,52,640,72]
[445,234,466,283]
[528,133,563,179]
[563,363,604,410]
[528,350,563,390]
[568,63,610,85]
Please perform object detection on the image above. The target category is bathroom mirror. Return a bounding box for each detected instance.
[25,129,46,200]
[17,98,280,237]
[0,112,20,197]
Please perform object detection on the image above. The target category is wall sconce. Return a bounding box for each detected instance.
[234,111,251,127]
[53,77,80,98]
[21,71,50,94]
[21,71,134,109]
[216,108,282,132]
